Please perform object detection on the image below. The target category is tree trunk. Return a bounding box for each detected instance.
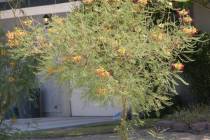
[120,95,128,140]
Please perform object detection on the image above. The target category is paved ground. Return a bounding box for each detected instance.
[3,117,116,131]
[29,130,210,140]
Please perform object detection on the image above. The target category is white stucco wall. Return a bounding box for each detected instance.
[71,88,121,117]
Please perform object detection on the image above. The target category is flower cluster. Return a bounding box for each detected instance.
[6,28,27,48]
[62,55,82,64]
[96,67,111,78]
[177,9,198,36]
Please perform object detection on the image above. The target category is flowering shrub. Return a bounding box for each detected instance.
[0,19,39,119]
[3,0,204,139]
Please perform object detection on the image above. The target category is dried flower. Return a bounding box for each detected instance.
[182,26,198,36]
[177,9,189,17]
[182,16,192,24]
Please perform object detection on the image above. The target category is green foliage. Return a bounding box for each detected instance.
[185,34,210,104]
[28,0,200,113]
[3,0,204,139]
[0,42,38,119]
[166,104,210,124]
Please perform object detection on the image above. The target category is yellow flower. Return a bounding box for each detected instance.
[117,47,126,56]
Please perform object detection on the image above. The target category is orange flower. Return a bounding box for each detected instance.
[177,9,189,17]
[82,0,94,4]
[171,63,184,72]
[62,55,82,63]
[117,47,126,56]
[182,16,192,24]
[72,55,82,63]
[182,26,198,36]
[96,67,110,78]
[6,29,27,48]
[96,88,108,95]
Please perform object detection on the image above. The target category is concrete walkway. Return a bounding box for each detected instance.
[2,117,116,131]
[30,130,210,140]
